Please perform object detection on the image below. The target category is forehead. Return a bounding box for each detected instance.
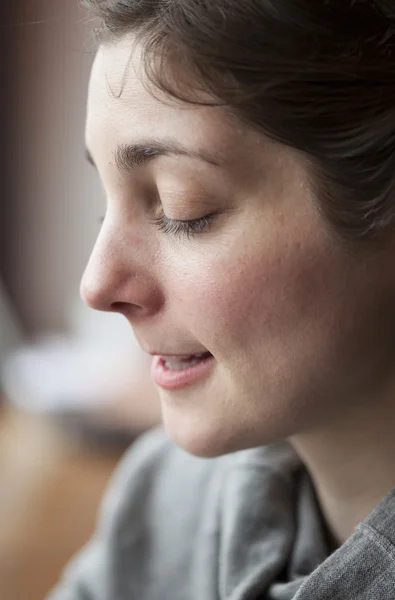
[85,39,269,166]
[85,37,314,200]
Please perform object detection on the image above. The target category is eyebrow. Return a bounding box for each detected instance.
[85,140,225,172]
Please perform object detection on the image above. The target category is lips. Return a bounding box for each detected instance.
[150,352,215,390]
[160,352,212,371]
[152,351,212,359]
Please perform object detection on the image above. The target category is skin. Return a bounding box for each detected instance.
[83,37,395,546]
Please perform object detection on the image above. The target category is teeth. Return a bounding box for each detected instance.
[164,354,207,371]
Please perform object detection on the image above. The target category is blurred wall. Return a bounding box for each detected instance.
[1,3,14,309]
[4,0,101,334]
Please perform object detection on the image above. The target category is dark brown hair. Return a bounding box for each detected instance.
[82,0,395,241]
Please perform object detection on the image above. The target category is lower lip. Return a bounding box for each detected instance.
[151,354,215,390]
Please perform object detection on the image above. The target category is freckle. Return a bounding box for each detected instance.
[277,213,286,226]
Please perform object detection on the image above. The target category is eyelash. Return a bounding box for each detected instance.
[151,214,215,239]
[98,214,215,238]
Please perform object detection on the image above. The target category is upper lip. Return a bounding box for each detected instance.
[135,338,210,358]
[149,351,211,358]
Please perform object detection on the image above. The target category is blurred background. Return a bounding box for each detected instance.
[0,3,161,599]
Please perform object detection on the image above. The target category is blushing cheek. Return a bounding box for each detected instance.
[167,246,297,348]
[167,224,336,357]
[167,260,230,333]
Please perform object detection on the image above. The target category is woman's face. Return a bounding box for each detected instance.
[83,39,395,457]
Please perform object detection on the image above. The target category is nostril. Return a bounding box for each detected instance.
[110,301,134,313]
[110,301,148,317]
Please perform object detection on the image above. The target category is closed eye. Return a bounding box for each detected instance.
[151,214,215,239]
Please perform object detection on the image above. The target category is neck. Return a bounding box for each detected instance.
[289,392,395,548]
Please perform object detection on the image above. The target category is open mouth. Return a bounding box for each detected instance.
[151,351,215,390]
[161,352,212,371]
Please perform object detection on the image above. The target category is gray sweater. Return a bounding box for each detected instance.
[47,427,395,599]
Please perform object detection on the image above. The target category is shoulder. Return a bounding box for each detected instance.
[47,428,301,599]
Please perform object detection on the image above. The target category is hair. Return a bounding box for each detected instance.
[82,0,395,242]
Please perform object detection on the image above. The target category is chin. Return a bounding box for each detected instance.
[161,405,253,458]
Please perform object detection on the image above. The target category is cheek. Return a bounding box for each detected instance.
[166,229,333,354]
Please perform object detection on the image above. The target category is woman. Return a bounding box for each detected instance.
[49,1,395,598]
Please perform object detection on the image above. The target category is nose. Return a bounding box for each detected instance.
[80,224,163,318]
